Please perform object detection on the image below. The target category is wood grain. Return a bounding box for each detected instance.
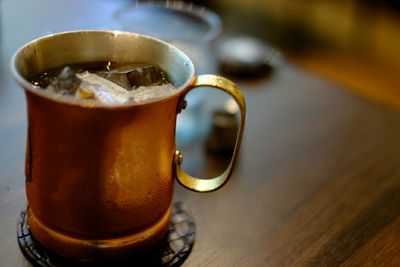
[1,1,400,267]
[177,66,400,267]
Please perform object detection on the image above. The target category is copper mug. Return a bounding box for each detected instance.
[11,30,246,261]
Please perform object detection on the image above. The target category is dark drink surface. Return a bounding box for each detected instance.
[30,61,176,104]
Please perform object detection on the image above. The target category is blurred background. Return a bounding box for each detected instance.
[199,0,400,109]
[3,0,400,108]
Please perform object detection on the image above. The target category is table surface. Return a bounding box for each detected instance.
[1,1,400,266]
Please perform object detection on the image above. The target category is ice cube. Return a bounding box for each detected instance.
[132,84,176,103]
[97,64,169,90]
[127,65,168,88]
[96,72,130,90]
[47,67,81,95]
[76,72,133,104]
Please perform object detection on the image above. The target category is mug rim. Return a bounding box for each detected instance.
[10,30,195,109]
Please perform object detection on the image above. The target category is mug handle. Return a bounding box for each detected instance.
[174,74,246,192]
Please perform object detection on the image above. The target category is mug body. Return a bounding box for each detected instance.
[12,30,194,261]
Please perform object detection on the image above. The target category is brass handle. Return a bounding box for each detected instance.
[174,74,246,192]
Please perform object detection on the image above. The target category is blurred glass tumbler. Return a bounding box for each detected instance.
[113,2,221,73]
[11,31,246,261]
[113,2,222,144]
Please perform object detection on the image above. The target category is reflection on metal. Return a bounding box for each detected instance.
[225,98,239,114]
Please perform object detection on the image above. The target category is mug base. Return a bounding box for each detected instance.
[18,202,195,266]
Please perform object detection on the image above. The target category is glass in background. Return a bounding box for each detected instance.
[113,1,222,146]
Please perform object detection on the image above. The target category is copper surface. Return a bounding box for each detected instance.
[11,30,246,261]
[25,90,177,237]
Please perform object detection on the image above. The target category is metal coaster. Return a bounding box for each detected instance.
[17,202,195,267]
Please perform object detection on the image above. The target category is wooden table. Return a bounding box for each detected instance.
[1,1,400,266]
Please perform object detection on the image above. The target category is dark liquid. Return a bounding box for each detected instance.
[30,61,170,89]
[29,61,175,104]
